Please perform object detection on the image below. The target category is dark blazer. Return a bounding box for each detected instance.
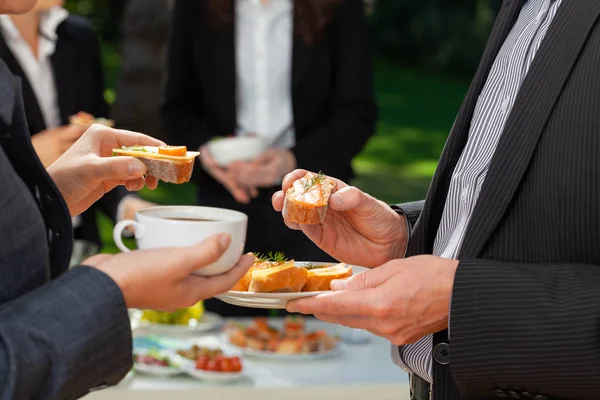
[0,15,128,248]
[161,0,377,190]
[395,0,600,399]
[0,60,131,399]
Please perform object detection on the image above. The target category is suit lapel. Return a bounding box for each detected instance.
[51,27,77,125]
[459,0,600,257]
[407,0,524,256]
[0,34,46,134]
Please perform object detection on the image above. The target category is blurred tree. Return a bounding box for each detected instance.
[64,0,125,42]
[367,0,497,76]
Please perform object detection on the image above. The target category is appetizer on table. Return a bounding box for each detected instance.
[232,252,352,293]
[177,345,243,373]
[282,171,336,225]
[69,111,114,128]
[227,316,339,355]
[134,349,177,368]
[140,302,204,326]
[112,145,200,184]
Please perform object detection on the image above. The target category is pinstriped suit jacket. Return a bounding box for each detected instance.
[396,0,600,399]
[0,60,132,399]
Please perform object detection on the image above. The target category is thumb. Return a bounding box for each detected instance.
[94,156,147,181]
[328,186,376,212]
[331,266,394,291]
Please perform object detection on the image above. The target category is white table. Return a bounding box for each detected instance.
[86,318,410,400]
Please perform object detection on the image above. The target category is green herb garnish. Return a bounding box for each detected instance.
[121,145,148,152]
[255,251,288,263]
[301,171,326,194]
[303,263,326,270]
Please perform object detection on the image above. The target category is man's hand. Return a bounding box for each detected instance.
[199,145,258,204]
[32,125,86,167]
[84,233,255,310]
[229,148,296,188]
[47,124,164,216]
[286,255,458,345]
[272,169,408,268]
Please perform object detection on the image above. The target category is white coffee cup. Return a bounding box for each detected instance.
[113,206,248,276]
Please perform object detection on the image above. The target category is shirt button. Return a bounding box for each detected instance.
[500,98,509,112]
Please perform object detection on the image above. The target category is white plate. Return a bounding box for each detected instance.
[130,310,224,334]
[215,261,344,309]
[227,341,341,361]
[133,350,182,377]
[180,362,245,383]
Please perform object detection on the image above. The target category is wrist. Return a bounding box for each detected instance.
[391,212,410,259]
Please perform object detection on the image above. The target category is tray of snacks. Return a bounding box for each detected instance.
[176,344,245,383]
[224,316,341,360]
[130,303,224,335]
[214,252,353,309]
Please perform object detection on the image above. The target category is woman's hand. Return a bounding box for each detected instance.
[272,169,408,268]
[32,124,86,167]
[229,148,296,188]
[47,124,165,217]
[84,234,255,310]
[199,145,257,204]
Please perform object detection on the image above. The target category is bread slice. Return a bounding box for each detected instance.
[112,145,199,184]
[248,261,308,293]
[302,263,352,292]
[231,260,280,291]
[282,172,336,224]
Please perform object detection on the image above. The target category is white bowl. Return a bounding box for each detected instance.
[206,136,268,167]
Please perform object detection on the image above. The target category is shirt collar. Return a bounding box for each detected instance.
[0,7,69,43]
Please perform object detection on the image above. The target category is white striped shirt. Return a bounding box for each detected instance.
[391,0,564,384]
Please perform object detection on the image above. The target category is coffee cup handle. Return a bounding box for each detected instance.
[113,220,140,252]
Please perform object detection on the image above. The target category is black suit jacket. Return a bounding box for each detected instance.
[161,0,377,192]
[396,0,600,399]
[0,15,128,247]
[0,60,131,399]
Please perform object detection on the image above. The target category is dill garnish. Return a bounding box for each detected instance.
[301,171,326,194]
[255,251,288,263]
[303,263,326,270]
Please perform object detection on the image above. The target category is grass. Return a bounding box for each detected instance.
[98,60,470,253]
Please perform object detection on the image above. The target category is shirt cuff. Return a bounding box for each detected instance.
[390,205,411,259]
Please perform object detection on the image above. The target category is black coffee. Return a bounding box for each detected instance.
[164,217,215,222]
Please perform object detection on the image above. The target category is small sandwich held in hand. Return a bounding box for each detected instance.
[112,145,200,184]
[282,171,336,224]
[69,111,114,128]
[232,252,352,293]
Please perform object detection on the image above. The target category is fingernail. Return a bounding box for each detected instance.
[128,160,146,176]
[330,279,348,291]
[219,233,231,249]
[329,193,344,208]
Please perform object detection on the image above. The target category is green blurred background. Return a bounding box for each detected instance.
[62,0,501,253]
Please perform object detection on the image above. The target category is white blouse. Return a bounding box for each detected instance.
[235,0,295,149]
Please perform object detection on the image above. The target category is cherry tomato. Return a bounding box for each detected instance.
[195,356,209,370]
[158,145,187,156]
[230,357,242,372]
[218,357,233,372]
[205,358,219,372]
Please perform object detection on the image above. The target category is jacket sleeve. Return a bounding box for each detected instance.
[391,200,425,231]
[0,266,132,400]
[160,0,214,150]
[450,258,600,399]
[290,0,377,178]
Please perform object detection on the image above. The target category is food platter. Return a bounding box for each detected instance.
[133,349,182,377]
[215,261,349,309]
[130,310,224,334]
[225,341,340,361]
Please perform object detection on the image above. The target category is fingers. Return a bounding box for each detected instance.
[81,253,113,267]
[168,233,233,277]
[272,191,284,211]
[125,177,146,191]
[145,175,159,190]
[196,253,255,295]
[91,156,147,182]
[286,288,379,316]
[104,126,166,148]
[334,266,395,291]
[281,169,309,192]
